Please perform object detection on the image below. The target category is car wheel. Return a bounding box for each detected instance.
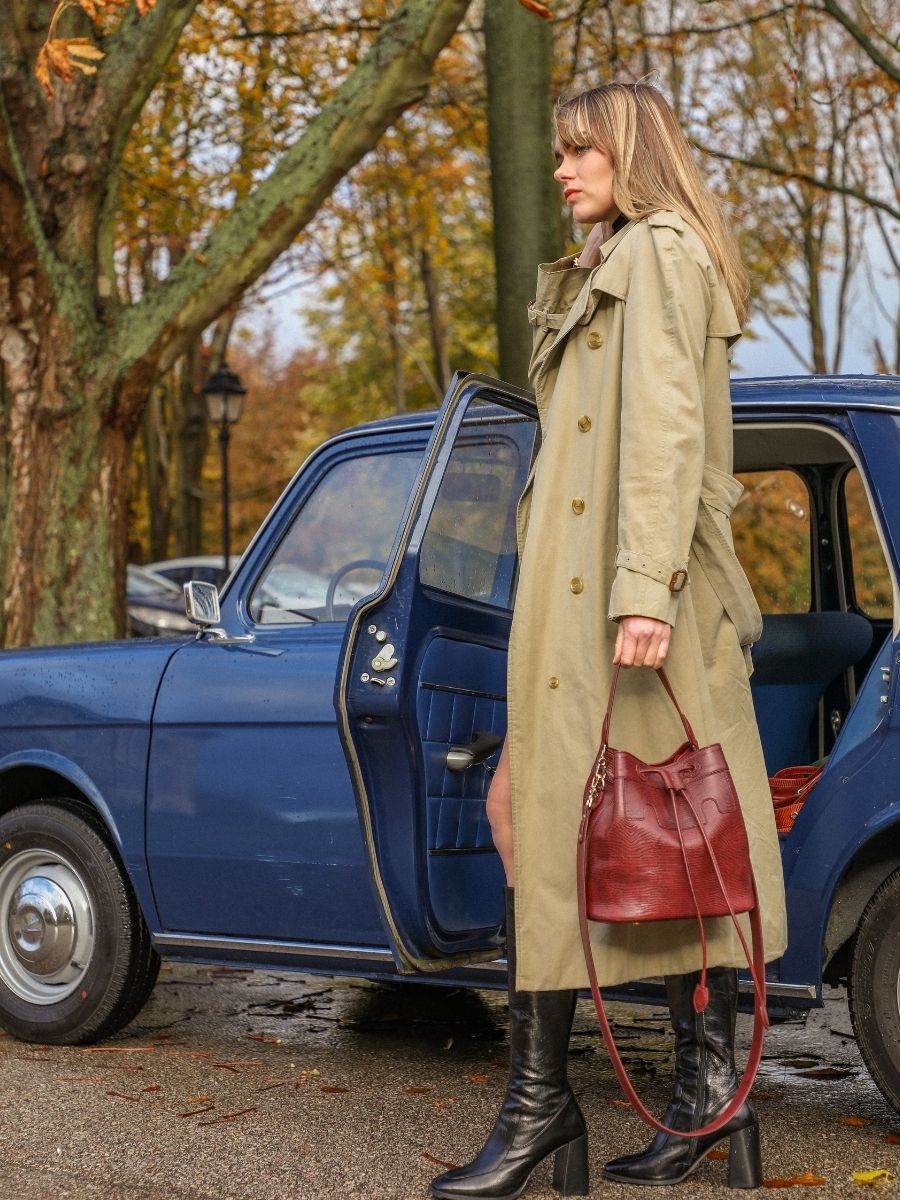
[0,801,160,1045]
[848,867,900,1115]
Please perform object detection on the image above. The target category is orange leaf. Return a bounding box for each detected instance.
[321,1085,349,1094]
[467,1074,488,1084]
[883,1135,900,1145]
[422,1152,460,1169]
[840,1117,870,1127]
[707,1149,729,1160]
[516,0,554,16]
[763,1170,827,1187]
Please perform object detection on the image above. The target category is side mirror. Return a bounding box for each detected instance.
[183,580,221,628]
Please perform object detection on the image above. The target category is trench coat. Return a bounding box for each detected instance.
[507,210,789,992]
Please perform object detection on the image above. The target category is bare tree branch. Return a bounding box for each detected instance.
[693,140,900,221]
[813,0,900,84]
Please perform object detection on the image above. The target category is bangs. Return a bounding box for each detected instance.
[553,95,604,150]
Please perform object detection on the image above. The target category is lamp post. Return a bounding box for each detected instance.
[202,363,247,573]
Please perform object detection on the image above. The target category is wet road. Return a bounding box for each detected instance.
[0,965,898,1198]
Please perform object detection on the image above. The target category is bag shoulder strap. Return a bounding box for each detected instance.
[576,823,768,1138]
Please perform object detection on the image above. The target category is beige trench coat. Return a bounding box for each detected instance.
[507,210,788,992]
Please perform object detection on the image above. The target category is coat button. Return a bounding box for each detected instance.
[586,332,604,349]
[577,415,592,431]
[548,676,560,689]
[571,497,585,514]
[570,577,584,594]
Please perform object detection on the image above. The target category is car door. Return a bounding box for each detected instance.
[146,430,428,945]
[336,373,538,973]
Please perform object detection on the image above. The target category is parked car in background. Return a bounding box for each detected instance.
[144,555,241,591]
[125,564,195,637]
[3,373,900,1118]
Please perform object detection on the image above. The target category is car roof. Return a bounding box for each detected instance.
[342,374,900,437]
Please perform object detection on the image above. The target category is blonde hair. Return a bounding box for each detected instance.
[554,82,749,325]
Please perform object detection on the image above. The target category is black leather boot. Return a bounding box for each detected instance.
[430,886,589,1199]
[602,967,762,1188]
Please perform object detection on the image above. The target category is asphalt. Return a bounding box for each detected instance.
[0,965,898,1199]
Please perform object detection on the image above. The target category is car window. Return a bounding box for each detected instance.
[418,405,534,610]
[249,448,423,625]
[732,469,812,613]
[844,467,893,619]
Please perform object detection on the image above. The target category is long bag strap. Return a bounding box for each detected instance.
[578,665,768,1138]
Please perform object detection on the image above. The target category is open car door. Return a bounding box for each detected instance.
[335,374,538,972]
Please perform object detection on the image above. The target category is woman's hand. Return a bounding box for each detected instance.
[613,615,671,668]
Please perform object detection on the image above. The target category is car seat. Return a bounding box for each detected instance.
[750,612,873,774]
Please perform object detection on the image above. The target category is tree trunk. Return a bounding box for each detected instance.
[142,382,172,562]
[173,341,209,558]
[0,305,130,644]
[484,0,563,388]
[420,245,450,393]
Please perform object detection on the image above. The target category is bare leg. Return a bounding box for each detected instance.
[486,736,514,886]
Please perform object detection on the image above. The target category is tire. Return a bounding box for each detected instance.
[0,801,160,1045]
[848,867,900,1116]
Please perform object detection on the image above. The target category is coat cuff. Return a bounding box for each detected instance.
[607,567,681,626]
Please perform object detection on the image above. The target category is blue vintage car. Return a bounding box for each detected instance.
[2,372,900,1112]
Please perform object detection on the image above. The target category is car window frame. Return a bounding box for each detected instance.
[834,462,896,626]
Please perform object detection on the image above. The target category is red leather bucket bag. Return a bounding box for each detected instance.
[576,664,768,1137]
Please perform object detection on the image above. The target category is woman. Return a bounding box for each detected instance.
[430,81,788,1197]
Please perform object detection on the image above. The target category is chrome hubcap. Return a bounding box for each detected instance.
[0,849,94,1004]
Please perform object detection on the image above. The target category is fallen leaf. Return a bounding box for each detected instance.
[840,1117,870,1127]
[187,1094,210,1103]
[763,1170,827,1187]
[321,1086,349,1094]
[422,1152,460,1169]
[177,1104,215,1118]
[405,1087,430,1094]
[141,1085,161,1094]
[605,1098,631,1108]
[883,1135,900,1145]
[851,1169,896,1186]
[707,1149,729,1160]
[82,1045,157,1054]
[198,1105,256,1127]
[467,1074,488,1084]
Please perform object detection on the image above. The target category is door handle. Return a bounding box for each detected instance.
[446,730,504,773]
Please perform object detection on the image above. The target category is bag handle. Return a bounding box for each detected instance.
[577,770,769,1137]
[601,663,699,751]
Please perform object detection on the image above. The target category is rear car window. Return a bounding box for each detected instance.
[732,469,812,614]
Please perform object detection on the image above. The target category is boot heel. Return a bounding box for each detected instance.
[728,1122,762,1189]
[552,1133,589,1196]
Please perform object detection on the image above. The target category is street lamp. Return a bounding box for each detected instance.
[202,362,247,573]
